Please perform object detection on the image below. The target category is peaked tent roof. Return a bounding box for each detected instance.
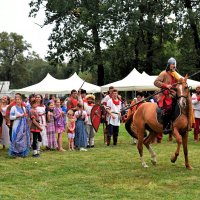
[101,68,200,92]
[62,73,101,93]
[17,73,101,94]
[101,68,156,91]
[17,73,61,94]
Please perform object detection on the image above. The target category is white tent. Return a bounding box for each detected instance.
[101,68,157,92]
[101,68,200,92]
[17,73,61,94]
[62,73,101,93]
[17,73,101,94]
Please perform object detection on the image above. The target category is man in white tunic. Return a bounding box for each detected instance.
[192,86,200,142]
[84,94,96,147]
[106,89,121,146]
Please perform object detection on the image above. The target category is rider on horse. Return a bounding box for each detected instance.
[154,57,182,134]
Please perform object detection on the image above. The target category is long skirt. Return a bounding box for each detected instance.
[46,122,58,149]
[9,117,30,157]
[1,118,10,146]
[40,124,48,146]
[75,119,87,148]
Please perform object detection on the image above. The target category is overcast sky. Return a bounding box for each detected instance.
[0,0,52,59]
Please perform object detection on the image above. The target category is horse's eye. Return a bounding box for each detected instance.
[185,86,188,90]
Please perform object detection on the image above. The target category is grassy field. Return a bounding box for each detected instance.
[0,124,200,200]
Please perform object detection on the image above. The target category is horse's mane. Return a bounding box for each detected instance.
[178,77,187,84]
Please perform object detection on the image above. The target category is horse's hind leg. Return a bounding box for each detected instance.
[143,133,157,166]
[182,132,192,170]
[137,125,148,168]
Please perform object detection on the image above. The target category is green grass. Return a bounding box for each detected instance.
[0,124,200,200]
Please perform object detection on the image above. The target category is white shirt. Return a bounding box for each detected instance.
[83,102,94,125]
[101,95,111,105]
[107,98,121,126]
[192,93,200,118]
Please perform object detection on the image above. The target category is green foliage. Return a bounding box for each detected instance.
[0,32,31,88]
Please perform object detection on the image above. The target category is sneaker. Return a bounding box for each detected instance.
[80,148,87,151]
[32,154,40,157]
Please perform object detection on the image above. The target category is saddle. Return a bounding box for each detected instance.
[156,101,181,128]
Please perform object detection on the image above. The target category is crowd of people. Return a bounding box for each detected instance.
[0,57,200,158]
[0,90,98,158]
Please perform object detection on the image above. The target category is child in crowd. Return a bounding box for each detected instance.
[35,94,48,149]
[66,109,75,151]
[46,102,58,150]
[54,98,66,151]
[30,100,43,157]
[74,103,88,151]
[61,98,67,128]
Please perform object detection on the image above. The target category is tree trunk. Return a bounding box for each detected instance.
[184,0,200,72]
[92,26,104,86]
[146,30,153,75]
[87,0,104,86]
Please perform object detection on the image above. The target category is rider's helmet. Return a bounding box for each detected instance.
[166,57,176,71]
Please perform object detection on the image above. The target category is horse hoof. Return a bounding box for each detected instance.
[142,164,149,168]
[170,156,176,163]
[151,159,157,166]
[186,165,193,170]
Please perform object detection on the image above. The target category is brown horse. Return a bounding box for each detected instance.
[125,76,192,169]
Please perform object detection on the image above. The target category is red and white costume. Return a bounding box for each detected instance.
[84,101,95,147]
[192,92,200,141]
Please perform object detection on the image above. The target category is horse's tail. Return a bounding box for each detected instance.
[125,113,137,139]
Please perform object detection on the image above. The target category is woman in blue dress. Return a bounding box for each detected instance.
[9,94,30,157]
[74,103,88,151]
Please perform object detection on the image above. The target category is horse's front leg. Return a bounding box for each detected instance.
[171,127,182,163]
[182,132,193,170]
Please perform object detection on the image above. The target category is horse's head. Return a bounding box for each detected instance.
[175,75,189,109]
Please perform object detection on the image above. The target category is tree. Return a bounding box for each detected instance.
[173,0,200,80]
[29,0,118,86]
[0,32,31,88]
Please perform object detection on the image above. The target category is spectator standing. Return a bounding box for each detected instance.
[106,89,121,146]
[44,94,49,107]
[84,94,96,148]
[101,86,114,144]
[54,98,66,151]
[192,86,200,142]
[26,94,35,116]
[74,103,88,151]
[61,98,67,128]
[67,90,78,112]
[46,101,58,150]
[0,96,10,149]
[66,109,75,151]
[9,94,30,158]
[35,94,48,149]
[5,93,26,142]
[30,100,43,157]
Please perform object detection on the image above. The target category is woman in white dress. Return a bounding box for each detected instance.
[35,94,48,149]
[0,96,10,149]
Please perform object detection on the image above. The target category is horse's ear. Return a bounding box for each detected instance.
[185,74,188,80]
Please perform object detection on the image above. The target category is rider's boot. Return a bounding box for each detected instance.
[163,115,172,134]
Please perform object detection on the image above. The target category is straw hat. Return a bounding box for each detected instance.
[85,94,95,100]
[196,86,200,89]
